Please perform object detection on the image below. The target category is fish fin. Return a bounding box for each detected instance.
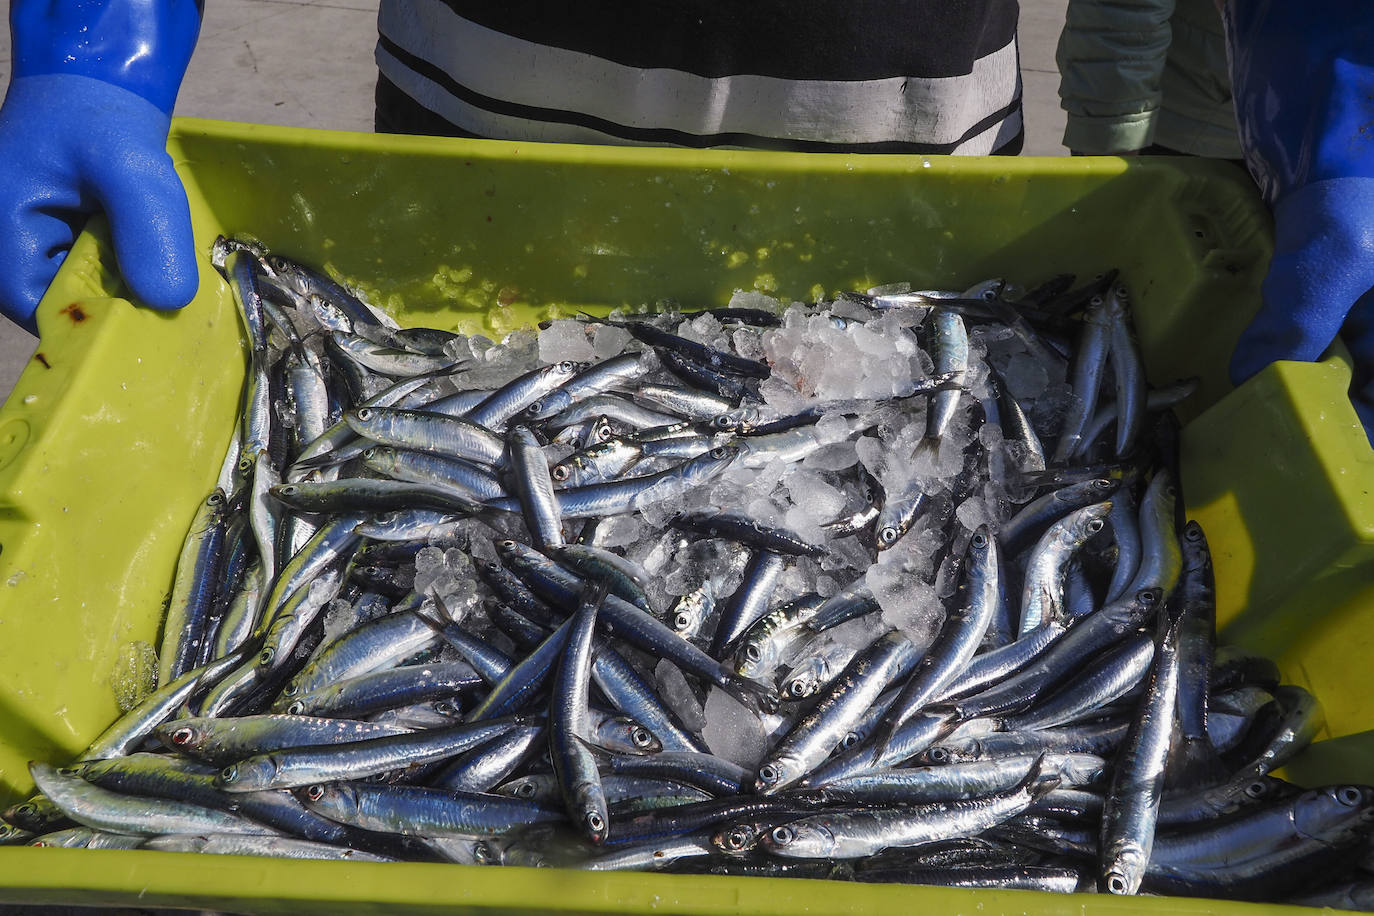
[1019,753,1063,799]
[574,734,615,770]
[721,675,779,716]
[1165,734,1230,792]
[838,291,879,307]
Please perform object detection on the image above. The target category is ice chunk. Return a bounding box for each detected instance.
[955,494,996,536]
[413,546,448,596]
[728,289,783,313]
[655,660,707,734]
[592,323,632,360]
[594,515,643,549]
[321,597,361,645]
[1003,351,1049,400]
[866,554,945,652]
[803,441,859,471]
[538,319,596,364]
[702,686,768,769]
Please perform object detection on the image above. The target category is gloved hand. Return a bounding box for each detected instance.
[0,1,204,334]
[1223,0,1374,427]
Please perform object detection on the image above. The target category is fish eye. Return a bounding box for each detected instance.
[208,491,224,505]
[631,727,655,749]
[1115,286,1130,300]
[286,701,305,715]
[674,613,692,630]
[282,682,300,698]
[713,415,735,430]
[758,763,780,786]
[1138,589,1159,605]
[1107,873,1130,895]
[770,826,794,846]
[56,767,80,777]
[878,527,899,546]
[840,732,859,749]
[1093,478,1113,490]
[305,785,326,802]
[981,289,998,301]
[557,361,576,372]
[551,466,570,482]
[1338,787,1363,807]
[1089,295,1104,307]
[710,447,729,459]
[474,843,494,864]
[526,401,545,416]
[970,532,988,549]
[744,644,762,663]
[585,811,605,834]
[499,540,517,549]
[928,747,950,763]
[727,827,750,850]
[237,456,254,472]
[1244,781,1267,799]
[435,700,461,717]
[1086,519,1104,533]
[220,765,238,783]
[516,783,535,798]
[171,727,196,746]
[787,680,809,698]
[259,648,275,666]
[355,408,372,421]
[15,805,34,818]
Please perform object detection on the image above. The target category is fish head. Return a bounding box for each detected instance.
[754,754,802,794]
[761,819,836,859]
[1099,842,1147,895]
[712,820,767,857]
[216,755,280,792]
[571,784,609,845]
[734,638,776,681]
[1297,785,1374,838]
[496,775,553,802]
[782,663,821,700]
[156,719,209,754]
[592,714,661,756]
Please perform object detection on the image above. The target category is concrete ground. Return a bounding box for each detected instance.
[0,0,1070,403]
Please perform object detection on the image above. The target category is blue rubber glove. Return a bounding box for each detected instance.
[1224,0,1374,426]
[0,1,204,334]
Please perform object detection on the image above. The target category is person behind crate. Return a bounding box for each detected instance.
[1055,0,1242,160]
[0,1,1370,431]
[0,0,1027,336]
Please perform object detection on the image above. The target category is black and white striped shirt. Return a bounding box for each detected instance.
[375,1,1023,155]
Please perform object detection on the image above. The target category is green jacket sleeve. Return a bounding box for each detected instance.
[1056,0,1177,154]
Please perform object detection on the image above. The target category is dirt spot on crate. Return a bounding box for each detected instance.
[60,303,87,323]
[33,353,50,369]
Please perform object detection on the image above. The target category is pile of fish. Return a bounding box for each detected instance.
[8,235,1373,909]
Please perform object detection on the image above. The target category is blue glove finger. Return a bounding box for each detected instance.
[1229,178,1374,385]
[85,123,199,313]
[0,199,82,334]
[0,75,199,329]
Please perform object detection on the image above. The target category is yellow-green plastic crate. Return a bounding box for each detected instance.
[0,118,1367,913]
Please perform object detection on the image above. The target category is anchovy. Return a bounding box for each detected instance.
[345,407,506,467]
[466,361,586,431]
[757,630,920,794]
[1099,610,1184,895]
[761,760,1058,859]
[159,489,229,686]
[550,582,611,843]
[300,782,563,837]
